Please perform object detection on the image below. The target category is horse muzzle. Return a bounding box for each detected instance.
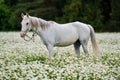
[20,31,25,38]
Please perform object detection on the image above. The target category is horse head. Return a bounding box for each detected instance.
[20,13,32,38]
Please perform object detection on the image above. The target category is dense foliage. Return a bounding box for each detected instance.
[0,0,120,32]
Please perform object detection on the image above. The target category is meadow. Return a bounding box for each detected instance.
[0,32,120,80]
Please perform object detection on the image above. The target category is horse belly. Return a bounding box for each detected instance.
[55,41,75,47]
[55,30,78,47]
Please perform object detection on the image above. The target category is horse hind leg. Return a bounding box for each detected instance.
[81,39,89,57]
[74,40,81,58]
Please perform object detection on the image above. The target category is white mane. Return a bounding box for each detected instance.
[29,16,51,30]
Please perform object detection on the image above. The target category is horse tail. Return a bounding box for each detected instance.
[88,25,99,57]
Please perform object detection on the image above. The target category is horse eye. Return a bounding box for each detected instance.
[26,23,29,25]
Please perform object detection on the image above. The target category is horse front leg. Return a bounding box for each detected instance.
[46,44,54,60]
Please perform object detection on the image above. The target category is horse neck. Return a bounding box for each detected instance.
[39,18,47,24]
[29,16,49,30]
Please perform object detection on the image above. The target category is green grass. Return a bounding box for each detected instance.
[0,32,120,80]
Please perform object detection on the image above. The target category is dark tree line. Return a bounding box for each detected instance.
[0,0,120,32]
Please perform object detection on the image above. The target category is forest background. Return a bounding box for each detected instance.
[0,0,120,32]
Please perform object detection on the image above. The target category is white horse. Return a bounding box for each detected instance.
[20,13,99,60]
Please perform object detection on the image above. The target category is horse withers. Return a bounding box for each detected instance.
[20,13,99,60]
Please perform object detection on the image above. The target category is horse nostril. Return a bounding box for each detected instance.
[20,34,24,37]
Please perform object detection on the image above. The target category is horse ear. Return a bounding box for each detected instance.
[21,13,24,18]
[26,13,29,17]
